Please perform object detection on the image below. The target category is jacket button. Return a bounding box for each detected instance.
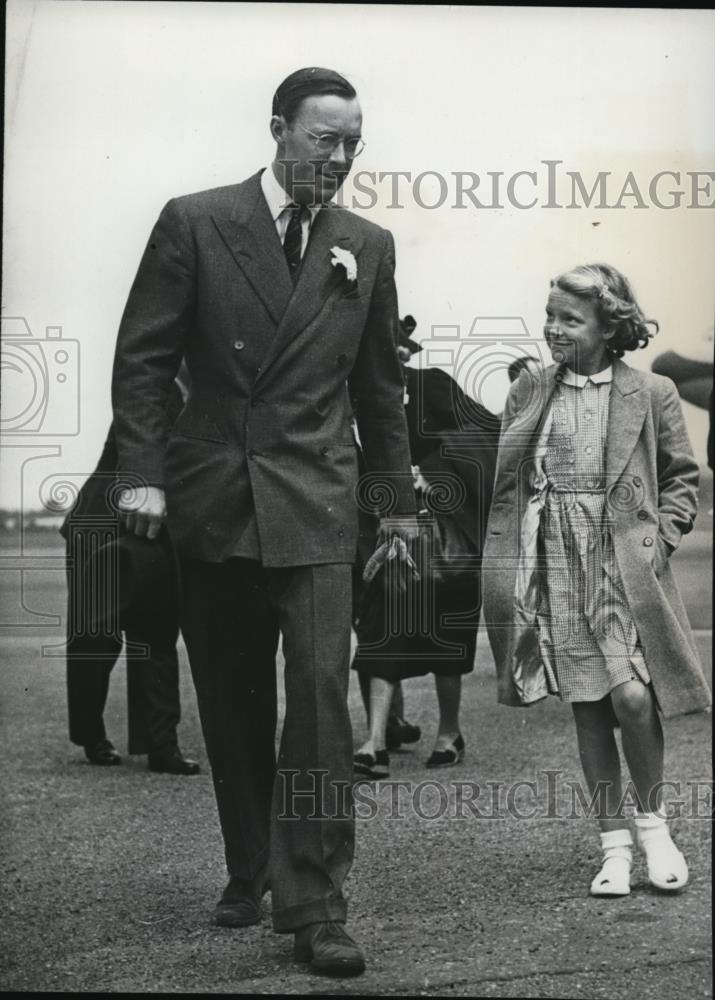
[338,529,345,537]
[248,449,256,459]
[321,446,330,455]
[637,510,648,520]
[643,536,653,547]
[633,476,642,487]
[337,353,348,364]
[233,340,245,351]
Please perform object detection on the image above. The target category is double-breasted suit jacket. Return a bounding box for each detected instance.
[483,358,711,719]
[112,170,415,565]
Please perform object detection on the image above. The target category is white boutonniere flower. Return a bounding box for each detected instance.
[330,246,358,283]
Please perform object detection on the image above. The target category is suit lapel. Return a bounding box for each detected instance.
[210,172,293,326]
[605,357,649,481]
[253,206,365,386]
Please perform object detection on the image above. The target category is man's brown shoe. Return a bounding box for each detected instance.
[294,921,365,976]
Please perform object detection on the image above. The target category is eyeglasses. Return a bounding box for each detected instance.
[294,122,365,158]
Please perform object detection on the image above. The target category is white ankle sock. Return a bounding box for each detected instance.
[634,811,667,835]
[601,828,633,852]
[590,829,632,896]
[635,812,688,890]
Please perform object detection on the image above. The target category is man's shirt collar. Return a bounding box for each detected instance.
[260,166,322,224]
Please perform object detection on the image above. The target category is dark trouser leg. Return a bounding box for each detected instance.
[124,620,181,755]
[180,558,278,880]
[67,640,121,746]
[66,554,122,747]
[269,564,354,932]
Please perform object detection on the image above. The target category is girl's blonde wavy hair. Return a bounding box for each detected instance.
[551,263,658,357]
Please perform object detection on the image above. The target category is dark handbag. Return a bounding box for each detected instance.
[416,510,479,585]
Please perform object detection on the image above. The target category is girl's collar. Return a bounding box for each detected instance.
[560,365,613,387]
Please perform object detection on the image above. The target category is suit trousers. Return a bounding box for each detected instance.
[65,554,181,755]
[180,558,355,933]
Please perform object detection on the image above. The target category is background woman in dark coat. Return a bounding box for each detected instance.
[352,319,501,777]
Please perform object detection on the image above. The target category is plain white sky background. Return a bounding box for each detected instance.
[2,1,714,509]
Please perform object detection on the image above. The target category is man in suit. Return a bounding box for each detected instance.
[63,380,199,775]
[111,67,416,976]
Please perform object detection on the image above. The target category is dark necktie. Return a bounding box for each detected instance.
[283,204,307,281]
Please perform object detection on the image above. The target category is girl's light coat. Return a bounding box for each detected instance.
[483,358,711,718]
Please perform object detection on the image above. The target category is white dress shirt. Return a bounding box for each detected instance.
[260,166,322,258]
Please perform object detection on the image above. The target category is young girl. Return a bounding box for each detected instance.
[484,263,711,896]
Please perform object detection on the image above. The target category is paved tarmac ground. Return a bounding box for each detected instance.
[0,477,712,996]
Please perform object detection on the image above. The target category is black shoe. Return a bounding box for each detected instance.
[84,738,121,766]
[386,714,422,751]
[426,733,465,769]
[147,748,200,775]
[353,749,389,779]
[212,875,262,927]
[294,921,366,977]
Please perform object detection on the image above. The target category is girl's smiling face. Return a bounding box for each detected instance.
[544,287,614,375]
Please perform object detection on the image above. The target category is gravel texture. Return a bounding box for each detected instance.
[0,493,711,996]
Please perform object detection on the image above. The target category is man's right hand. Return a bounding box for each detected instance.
[118,485,166,540]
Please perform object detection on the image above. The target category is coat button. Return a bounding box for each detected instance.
[637,510,648,520]
[338,529,345,537]
[643,536,653,547]
[321,446,330,455]
[233,340,245,351]
[633,476,642,487]
[337,353,348,364]
[248,449,256,459]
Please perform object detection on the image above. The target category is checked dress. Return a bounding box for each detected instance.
[530,368,651,701]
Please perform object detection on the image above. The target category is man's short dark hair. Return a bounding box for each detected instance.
[273,67,357,124]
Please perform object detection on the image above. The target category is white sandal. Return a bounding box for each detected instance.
[590,829,632,897]
[635,813,689,891]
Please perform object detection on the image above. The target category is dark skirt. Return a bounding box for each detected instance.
[352,572,481,683]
